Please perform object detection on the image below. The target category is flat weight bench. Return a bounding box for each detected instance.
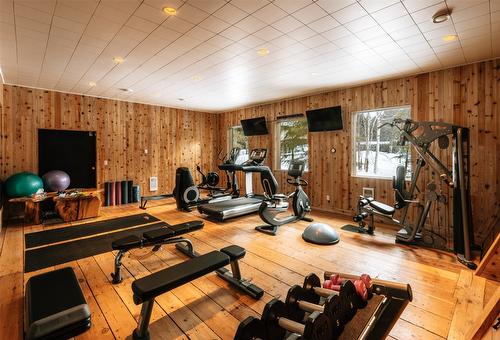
[111,220,204,284]
[25,267,91,340]
[131,245,264,340]
[139,194,173,209]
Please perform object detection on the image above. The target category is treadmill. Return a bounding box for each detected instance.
[197,149,278,221]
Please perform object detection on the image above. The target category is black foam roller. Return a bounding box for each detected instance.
[127,180,133,204]
[104,182,112,206]
[121,181,128,205]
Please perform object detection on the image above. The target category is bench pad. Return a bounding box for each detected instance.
[132,251,230,304]
[143,227,175,242]
[221,245,246,260]
[112,235,142,250]
[169,220,204,234]
[369,200,396,215]
[25,267,91,340]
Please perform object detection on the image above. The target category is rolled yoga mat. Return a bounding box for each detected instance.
[132,185,140,203]
[115,181,121,205]
[127,180,133,204]
[121,180,128,204]
[104,182,112,206]
[110,181,116,206]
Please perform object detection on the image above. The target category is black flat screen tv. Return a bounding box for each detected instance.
[241,116,268,136]
[306,106,343,132]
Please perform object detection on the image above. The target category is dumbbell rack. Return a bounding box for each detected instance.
[323,271,412,340]
[234,271,412,340]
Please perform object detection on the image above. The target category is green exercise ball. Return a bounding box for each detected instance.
[5,172,44,198]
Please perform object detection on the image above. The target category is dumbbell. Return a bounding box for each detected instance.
[323,276,368,307]
[262,298,332,340]
[234,316,266,340]
[330,273,373,298]
[285,285,345,338]
[303,273,358,322]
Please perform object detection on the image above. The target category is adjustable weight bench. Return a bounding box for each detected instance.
[139,193,174,209]
[25,267,91,340]
[111,220,204,283]
[131,245,264,340]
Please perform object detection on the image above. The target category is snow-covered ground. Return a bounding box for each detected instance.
[354,150,410,178]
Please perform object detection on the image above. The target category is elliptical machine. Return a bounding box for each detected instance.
[256,160,313,235]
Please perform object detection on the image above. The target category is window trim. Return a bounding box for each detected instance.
[351,105,411,180]
[274,117,309,172]
[228,125,249,163]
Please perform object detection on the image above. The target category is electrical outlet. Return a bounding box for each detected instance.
[326,195,330,201]
[150,177,158,191]
[103,160,108,166]
[144,149,148,155]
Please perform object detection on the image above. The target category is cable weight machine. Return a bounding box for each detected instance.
[353,119,477,269]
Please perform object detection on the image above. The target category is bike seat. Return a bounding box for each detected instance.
[369,200,395,215]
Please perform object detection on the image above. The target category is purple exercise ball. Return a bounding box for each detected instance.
[42,170,71,192]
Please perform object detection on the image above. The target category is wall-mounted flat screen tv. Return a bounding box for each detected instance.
[306,106,343,132]
[241,116,268,136]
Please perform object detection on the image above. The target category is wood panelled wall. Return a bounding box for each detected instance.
[219,59,499,244]
[0,85,219,197]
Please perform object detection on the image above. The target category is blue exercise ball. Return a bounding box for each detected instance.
[42,170,71,192]
[5,172,44,198]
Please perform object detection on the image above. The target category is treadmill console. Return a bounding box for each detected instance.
[246,149,267,166]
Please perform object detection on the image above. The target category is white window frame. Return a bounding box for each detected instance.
[274,117,309,171]
[227,125,248,164]
[351,105,411,180]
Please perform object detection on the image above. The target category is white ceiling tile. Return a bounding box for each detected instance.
[371,2,408,23]
[292,4,327,24]
[458,25,491,39]
[316,0,356,14]
[189,0,226,14]
[273,0,312,14]
[253,3,288,24]
[234,15,267,33]
[364,33,394,47]
[300,34,328,47]
[134,3,167,24]
[402,0,443,13]
[271,15,303,33]
[307,15,340,33]
[331,3,367,24]
[446,0,489,12]
[219,25,249,41]
[253,26,283,41]
[491,10,500,23]
[423,25,457,39]
[381,15,415,32]
[238,34,265,48]
[287,25,316,40]
[344,15,378,32]
[213,3,248,24]
[161,16,195,34]
[416,17,452,32]
[396,34,427,47]
[410,3,446,23]
[321,25,351,41]
[185,25,215,41]
[269,34,296,48]
[358,0,400,13]
[14,3,53,24]
[452,1,490,23]
[176,3,211,24]
[492,1,500,12]
[356,25,387,40]
[230,0,270,14]
[14,0,57,15]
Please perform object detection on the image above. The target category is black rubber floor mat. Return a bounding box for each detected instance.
[25,221,168,272]
[25,213,159,249]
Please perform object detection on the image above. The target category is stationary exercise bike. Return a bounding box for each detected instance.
[256,160,313,235]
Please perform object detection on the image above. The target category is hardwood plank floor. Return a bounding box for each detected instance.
[0,200,497,340]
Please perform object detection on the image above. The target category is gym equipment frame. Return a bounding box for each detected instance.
[353,119,477,269]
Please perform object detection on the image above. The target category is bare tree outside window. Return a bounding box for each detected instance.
[277,118,309,170]
[353,106,411,179]
[228,126,249,164]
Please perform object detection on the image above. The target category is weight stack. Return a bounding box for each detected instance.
[127,180,133,204]
[110,182,116,206]
[132,185,140,203]
[121,181,128,205]
[104,182,112,206]
[115,181,121,206]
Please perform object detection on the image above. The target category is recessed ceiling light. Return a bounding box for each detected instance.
[163,7,177,15]
[113,56,125,64]
[257,48,269,56]
[432,10,451,23]
[88,81,96,87]
[442,34,458,42]
[119,88,133,92]
[191,75,203,81]
[311,72,318,76]
[178,98,185,101]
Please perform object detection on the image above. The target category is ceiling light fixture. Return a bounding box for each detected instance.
[163,7,177,15]
[257,47,269,56]
[432,10,451,23]
[88,81,96,87]
[311,72,318,76]
[113,56,125,64]
[178,98,185,101]
[119,88,133,92]
[442,34,458,42]
[191,75,203,81]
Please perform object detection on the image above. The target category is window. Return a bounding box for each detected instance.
[228,126,249,164]
[352,106,411,179]
[276,118,309,170]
